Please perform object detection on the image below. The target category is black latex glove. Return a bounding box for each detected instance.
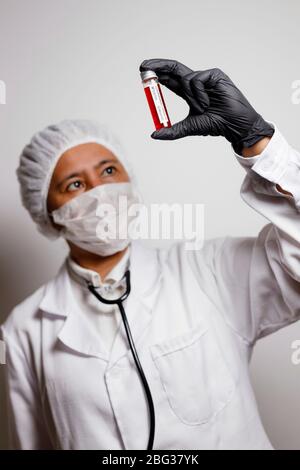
[139,58,274,153]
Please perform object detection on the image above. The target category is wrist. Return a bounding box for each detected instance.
[232,115,274,156]
[241,136,271,158]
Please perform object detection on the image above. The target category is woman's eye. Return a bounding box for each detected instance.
[102,166,116,176]
[67,180,83,192]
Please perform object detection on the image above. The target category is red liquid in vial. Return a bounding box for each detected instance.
[144,82,171,130]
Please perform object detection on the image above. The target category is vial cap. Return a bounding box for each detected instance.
[140,70,158,81]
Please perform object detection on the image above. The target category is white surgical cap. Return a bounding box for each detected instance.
[16,119,136,239]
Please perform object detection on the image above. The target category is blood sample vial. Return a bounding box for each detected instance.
[141,70,171,130]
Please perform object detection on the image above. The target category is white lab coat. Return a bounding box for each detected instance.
[66,245,131,354]
[1,124,300,450]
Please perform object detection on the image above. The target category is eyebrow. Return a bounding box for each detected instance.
[56,158,117,188]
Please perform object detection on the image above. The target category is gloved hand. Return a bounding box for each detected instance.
[139,58,274,153]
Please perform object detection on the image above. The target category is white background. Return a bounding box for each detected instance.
[0,0,300,450]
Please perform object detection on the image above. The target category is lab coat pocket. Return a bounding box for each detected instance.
[150,324,235,426]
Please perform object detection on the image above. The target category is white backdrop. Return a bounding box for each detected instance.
[0,0,300,450]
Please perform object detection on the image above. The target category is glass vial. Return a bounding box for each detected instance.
[141,70,171,130]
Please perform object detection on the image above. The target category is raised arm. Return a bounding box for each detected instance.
[139,58,300,343]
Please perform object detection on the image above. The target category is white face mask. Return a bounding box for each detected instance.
[50,182,142,256]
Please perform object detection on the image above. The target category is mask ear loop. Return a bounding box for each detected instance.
[87,269,155,451]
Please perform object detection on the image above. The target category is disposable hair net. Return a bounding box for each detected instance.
[16,119,137,239]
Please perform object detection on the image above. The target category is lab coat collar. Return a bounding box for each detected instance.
[38,241,163,367]
[39,261,70,317]
[66,244,131,288]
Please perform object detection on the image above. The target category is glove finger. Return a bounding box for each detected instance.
[140,60,207,113]
[189,74,210,111]
[193,113,215,136]
[191,68,228,88]
[158,74,186,98]
[151,115,199,140]
[140,58,194,78]
[151,113,214,140]
[159,72,206,114]
[181,71,210,113]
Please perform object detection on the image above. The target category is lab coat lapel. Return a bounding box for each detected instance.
[107,241,162,371]
[39,260,109,361]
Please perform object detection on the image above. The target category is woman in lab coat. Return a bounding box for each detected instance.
[1,59,300,450]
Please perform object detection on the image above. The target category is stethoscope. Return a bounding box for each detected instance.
[86,269,155,451]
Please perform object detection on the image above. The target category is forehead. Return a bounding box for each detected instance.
[52,142,120,176]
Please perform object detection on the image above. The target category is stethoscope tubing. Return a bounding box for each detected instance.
[87,269,155,450]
